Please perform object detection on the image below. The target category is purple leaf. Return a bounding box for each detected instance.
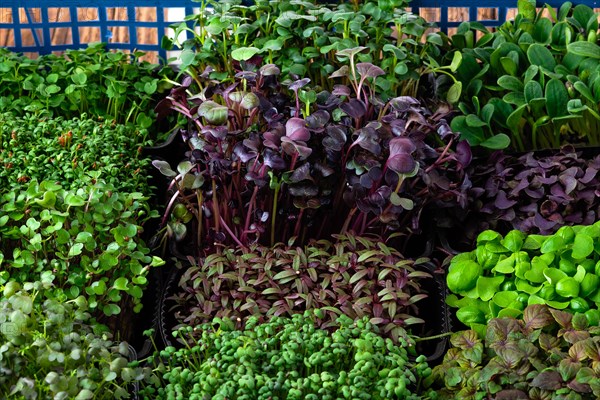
[323,126,347,152]
[534,213,557,233]
[387,153,417,174]
[263,149,287,170]
[389,137,416,155]
[313,162,335,178]
[389,96,420,112]
[289,163,312,183]
[233,142,257,163]
[281,137,313,159]
[455,140,472,167]
[532,175,558,185]
[559,172,578,194]
[306,110,330,130]
[356,62,385,79]
[525,186,545,199]
[285,118,310,142]
[540,200,558,217]
[352,126,381,155]
[332,85,351,96]
[494,191,518,210]
[581,167,598,184]
[288,78,311,92]
[340,99,367,119]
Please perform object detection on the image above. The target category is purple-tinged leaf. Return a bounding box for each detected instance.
[285,118,310,141]
[263,129,283,149]
[340,99,367,119]
[314,162,335,178]
[202,126,228,140]
[387,153,416,174]
[323,126,347,152]
[389,137,416,155]
[229,91,260,110]
[264,149,287,170]
[233,142,257,163]
[356,62,385,79]
[530,371,562,390]
[532,175,558,185]
[152,160,177,177]
[389,96,420,112]
[559,174,578,195]
[305,110,330,130]
[329,66,349,79]
[455,140,472,167]
[288,78,311,92]
[534,213,557,232]
[352,126,381,155]
[581,167,598,184]
[289,163,312,183]
[494,191,518,210]
[281,137,313,159]
[332,84,351,96]
[259,64,280,76]
[525,186,545,199]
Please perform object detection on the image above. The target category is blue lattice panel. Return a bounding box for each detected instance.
[411,0,599,32]
[0,0,600,58]
[0,0,196,60]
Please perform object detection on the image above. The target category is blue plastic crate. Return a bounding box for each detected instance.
[0,0,599,60]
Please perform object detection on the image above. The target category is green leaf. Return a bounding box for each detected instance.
[524,80,544,104]
[152,160,177,177]
[506,104,526,132]
[493,291,519,308]
[493,253,516,274]
[179,49,195,67]
[273,270,298,280]
[65,193,85,207]
[75,390,95,400]
[231,47,261,61]
[527,43,556,70]
[568,41,600,58]
[449,51,462,72]
[497,75,524,92]
[447,81,462,104]
[502,230,525,252]
[500,56,518,76]
[68,243,84,257]
[177,161,193,175]
[555,277,579,298]
[91,280,107,295]
[447,260,482,293]
[572,233,594,259]
[197,100,228,125]
[541,235,565,254]
[456,305,486,325]
[518,0,536,20]
[113,277,129,291]
[477,276,505,301]
[103,304,121,316]
[480,134,511,149]
[546,78,570,119]
[389,192,413,209]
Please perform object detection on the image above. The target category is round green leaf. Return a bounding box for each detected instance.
[447,260,482,293]
[477,276,505,301]
[555,277,580,298]
[231,46,261,61]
